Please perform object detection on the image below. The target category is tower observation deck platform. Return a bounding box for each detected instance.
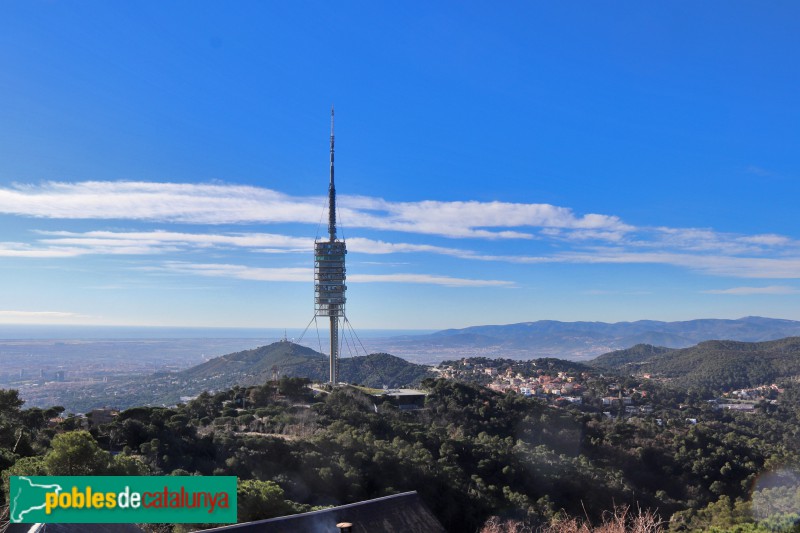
[314,240,346,317]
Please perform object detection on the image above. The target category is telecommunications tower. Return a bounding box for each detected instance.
[314,107,347,384]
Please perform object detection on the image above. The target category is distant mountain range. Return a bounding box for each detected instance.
[65,341,435,411]
[591,337,800,392]
[21,317,800,411]
[372,316,800,362]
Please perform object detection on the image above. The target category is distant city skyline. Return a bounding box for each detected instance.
[0,2,798,329]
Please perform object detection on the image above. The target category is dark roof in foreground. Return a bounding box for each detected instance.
[198,491,445,533]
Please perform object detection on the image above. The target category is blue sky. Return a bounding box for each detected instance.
[0,1,798,329]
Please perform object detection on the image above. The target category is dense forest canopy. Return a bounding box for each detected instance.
[3,366,800,532]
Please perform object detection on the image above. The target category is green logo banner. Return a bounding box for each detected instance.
[10,476,237,523]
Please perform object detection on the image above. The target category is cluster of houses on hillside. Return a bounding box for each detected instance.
[708,384,783,412]
[437,358,642,411]
[723,384,782,400]
[484,366,586,406]
[436,357,783,419]
[47,407,119,430]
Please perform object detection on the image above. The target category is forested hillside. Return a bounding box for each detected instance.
[592,337,800,392]
[54,342,435,412]
[4,376,800,532]
[178,342,435,389]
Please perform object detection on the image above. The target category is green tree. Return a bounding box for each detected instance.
[237,479,296,522]
[0,389,25,452]
[44,431,111,475]
[277,377,311,400]
[110,454,150,475]
[1,456,47,506]
[0,389,24,418]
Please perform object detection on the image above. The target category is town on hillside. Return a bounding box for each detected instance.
[437,357,780,420]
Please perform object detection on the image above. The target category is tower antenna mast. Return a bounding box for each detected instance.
[328,106,336,241]
[314,106,347,384]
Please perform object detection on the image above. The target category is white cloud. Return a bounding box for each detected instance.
[0,310,92,324]
[0,310,79,318]
[1,181,799,282]
[737,234,792,246]
[541,249,800,279]
[0,243,86,258]
[23,230,501,261]
[10,227,800,280]
[0,181,320,225]
[703,286,799,295]
[35,230,311,254]
[348,273,514,287]
[0,181,632,239]
[345,237,481,258]
[350,199,631,239]
[648,227,798,255]
[159,262,311,282]
[158,261,513,287]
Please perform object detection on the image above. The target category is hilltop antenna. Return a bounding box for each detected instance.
[313,106,348,384]
[328,106,336,241]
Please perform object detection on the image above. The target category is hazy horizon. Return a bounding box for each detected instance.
[0,315,795,341]
[0,325,439,340]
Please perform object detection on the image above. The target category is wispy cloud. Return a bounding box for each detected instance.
[0,310,92,323]
[347,198,631,239]
[703,285,799,295]
[23,230,516,262]
[7,226,800,280]
[0,181,319,225]
[647,228,796,255]
[159,262,311,282]
[0,181,631,239]
[746,165,779,178]
[2,182,800,281]
[348,273,514,287]
[0,242,88,258]
[157,261,513,287]
[548,250,800,279]
[0,310,81,318]
[35,230,311,254]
